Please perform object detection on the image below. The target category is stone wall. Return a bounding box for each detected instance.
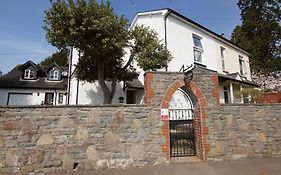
[207,104,281,160]
[144,66,281,161]
[0,106,166,174]
[1,66,281,174]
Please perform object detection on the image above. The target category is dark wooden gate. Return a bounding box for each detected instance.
[169,109,195,157]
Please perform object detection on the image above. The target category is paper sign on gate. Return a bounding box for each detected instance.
[161,109,169,121]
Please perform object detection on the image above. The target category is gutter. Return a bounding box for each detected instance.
[164,10,171,71]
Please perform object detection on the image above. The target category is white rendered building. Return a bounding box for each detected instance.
[68,9,258,105]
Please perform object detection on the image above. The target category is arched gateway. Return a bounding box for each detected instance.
[169,88,195,157]
[161,78,208,160]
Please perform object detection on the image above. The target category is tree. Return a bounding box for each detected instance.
[44,0,172,104]
[40,49,68,68]
[231,0,281,74]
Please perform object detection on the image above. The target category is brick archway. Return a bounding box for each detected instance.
[161,79,209,160]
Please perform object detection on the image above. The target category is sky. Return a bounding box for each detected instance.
[0,0,242,74]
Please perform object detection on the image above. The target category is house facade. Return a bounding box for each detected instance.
[0,61,68,106]
[68,8,258,105]
[131,8,257,104]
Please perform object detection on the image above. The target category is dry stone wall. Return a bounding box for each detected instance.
[0,106,166,174]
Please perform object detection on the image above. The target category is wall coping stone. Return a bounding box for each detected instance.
[0,104,147,109]
[221,103,281,107]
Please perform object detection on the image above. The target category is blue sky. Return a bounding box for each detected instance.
[0,0,241,74]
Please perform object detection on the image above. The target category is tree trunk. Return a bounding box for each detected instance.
[98,52,135,105]
[98,63,113,104]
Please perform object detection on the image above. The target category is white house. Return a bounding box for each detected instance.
[0,61,68,106]
[68,8,258,105]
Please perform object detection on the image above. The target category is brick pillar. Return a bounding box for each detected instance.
[211,74,220,105]
[144,72,154,106]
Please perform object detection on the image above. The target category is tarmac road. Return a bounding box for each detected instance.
[51,157,281,175]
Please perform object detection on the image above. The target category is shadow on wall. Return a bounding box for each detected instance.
[85,82,104,105]
[84,81,125,105]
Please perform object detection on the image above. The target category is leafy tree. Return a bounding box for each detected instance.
[231,0,281,74]
[44,0,172,104]
[40,49,68,68]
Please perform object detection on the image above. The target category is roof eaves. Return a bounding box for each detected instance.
[166,9,251,55]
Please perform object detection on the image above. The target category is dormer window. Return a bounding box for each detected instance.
[193,34,203,63]
[49,70,60,80]
[24,69,35,79]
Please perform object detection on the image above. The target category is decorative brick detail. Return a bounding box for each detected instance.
[161,121,170,159]
[161,79,185,108]
[189,81,209,160]
[144,73,154,106]
[160,79,209,160]
[211,74,220,105]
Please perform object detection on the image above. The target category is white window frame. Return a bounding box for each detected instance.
[24,69,35,79]
[58,93,64,104]
[193,34,203,63]
[220,47,226,71]
[239,56,245,76]
[49,70,59,80]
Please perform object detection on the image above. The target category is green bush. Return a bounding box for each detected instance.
[235,88,262,103]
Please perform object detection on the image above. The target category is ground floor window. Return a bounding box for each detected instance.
[223,86,229,103]
[45,93,54,105]
[58,93,63,104]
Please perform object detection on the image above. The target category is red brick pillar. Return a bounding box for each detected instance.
[144,72,154,106]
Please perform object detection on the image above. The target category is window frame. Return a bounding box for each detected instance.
[49,70,60,81]
[220,47,226,71]
[192,34,203,63]
[58,93,64,104]
[223,86,229,103]
[239,56,245,76]
[24,69,35,79]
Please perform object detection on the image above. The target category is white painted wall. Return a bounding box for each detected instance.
[69,78,126,105]
[69,48,142,105]
[131,9,252,80]
[0,89,67,106]
[69,9,253,105]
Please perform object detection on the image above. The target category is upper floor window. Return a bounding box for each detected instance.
[193,34,203,63]
[239,56,245,75]
[49,70,60,80]
[24,69,35,79]
[220,47,226,71]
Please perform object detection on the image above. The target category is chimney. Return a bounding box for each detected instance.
[220,33,225,38]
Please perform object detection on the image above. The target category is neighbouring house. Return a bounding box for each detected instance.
[0,61,68,106]
[68,8,258,105]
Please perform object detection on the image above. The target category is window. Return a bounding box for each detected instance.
[24,69,35,79]
[193,34,203,63]
[220,47,226,71]
[44,93,54,105]
[58,93,64,104]
[239,56,244,75]
[49,70,59,80]
[223,86,229,103]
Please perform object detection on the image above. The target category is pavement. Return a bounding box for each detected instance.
[51,157,281,175]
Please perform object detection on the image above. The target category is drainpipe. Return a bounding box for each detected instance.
[164,10,171,71]
[67,46,73,105]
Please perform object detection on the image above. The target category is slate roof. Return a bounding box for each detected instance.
[0,61,68,90]
[218,73,259,87]
[126,79,144,89]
